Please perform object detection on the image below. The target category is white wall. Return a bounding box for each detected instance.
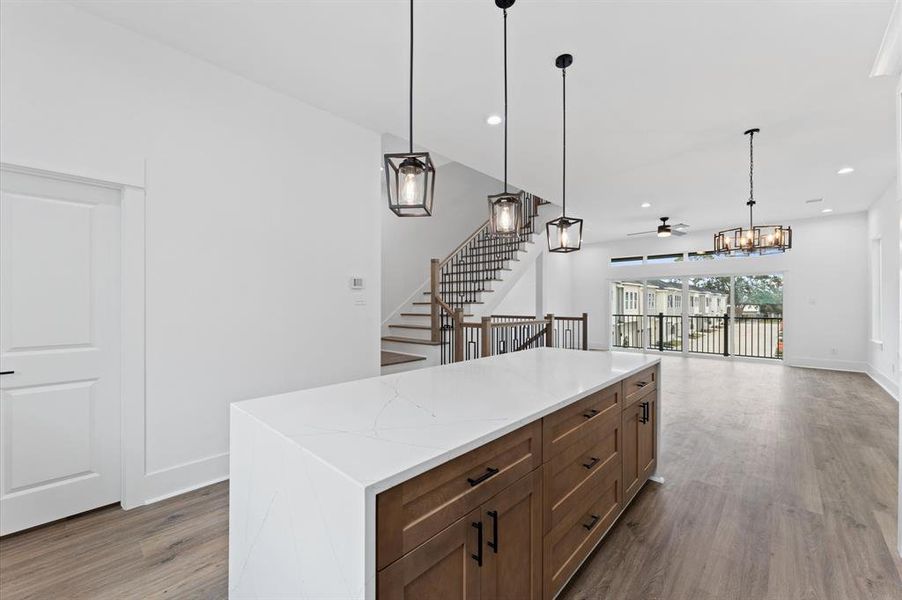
[381,135,506,321]
[557,213,870,368]
[867,181,901,398]
[0,3,381,503]
[493,264,538,316]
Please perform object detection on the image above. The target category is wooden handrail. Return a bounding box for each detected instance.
[490,319,548,328]
[438,220,490,268]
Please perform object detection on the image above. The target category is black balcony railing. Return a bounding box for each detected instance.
[613,313,783,360]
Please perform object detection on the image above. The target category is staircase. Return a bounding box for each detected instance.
[381,194,547,372]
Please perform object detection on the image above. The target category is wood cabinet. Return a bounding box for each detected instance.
[377,367,658,600]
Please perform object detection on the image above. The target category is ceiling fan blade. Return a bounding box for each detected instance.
[626,230,656,236]
[671,229,687,236]
[672,223,690,230]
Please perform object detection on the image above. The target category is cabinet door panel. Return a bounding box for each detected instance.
[482,471,542,600]
[639,396,657,480]
[379,508,482,600]
[621,401,642,505]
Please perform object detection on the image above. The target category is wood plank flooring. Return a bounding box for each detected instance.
[380,350,426,367]
[1,356,899,599]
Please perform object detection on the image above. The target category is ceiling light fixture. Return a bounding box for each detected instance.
[713,128,792,255]
[384,0,435,217]
[487,0,524,237]
[837,166,855,175]
[486,114,503,125]
[547,53,583,253]
[641,202,651,208]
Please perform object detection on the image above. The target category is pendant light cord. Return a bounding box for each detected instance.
[747,129,755,229]
[562,65,566,217]
[409,0,414,154]
[503,8,508,193]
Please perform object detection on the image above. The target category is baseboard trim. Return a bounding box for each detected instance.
[867,366,900,401]
[140,452,229,505]
[784,357,868,372]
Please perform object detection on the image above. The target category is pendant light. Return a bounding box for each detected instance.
[546,53,583,253]
[713,128,791,255]
[384,0,435,217]
[487,0,524,237]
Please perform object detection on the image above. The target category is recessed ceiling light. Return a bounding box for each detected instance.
[822,208,833,214]
[640,202,651,208]
[837,166,854,175]
[486,114,503,125]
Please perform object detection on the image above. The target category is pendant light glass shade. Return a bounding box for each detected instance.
[385,153,435,216]
[488,191,524,237]
[487,0,524,237]
[385,0,435,217]
[713,129,791,255]
[547,53,583,253]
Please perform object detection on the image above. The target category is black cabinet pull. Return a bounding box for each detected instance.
[582,408,599,419]
[636,381,648,387]
[471,521,483,566]
[0,371,14,376]
[640,401,650,424]
[582,514,601,531]
[487,510,498,553]
[582,456,600,470]
[467,466,499,487]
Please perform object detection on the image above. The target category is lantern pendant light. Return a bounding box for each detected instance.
[546,53,583,253]
[713,128,792,255]
[487,0,525,237]
[384,0,435,217]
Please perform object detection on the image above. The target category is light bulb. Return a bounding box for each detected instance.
[398,160,423,206]
[499,205,512,232]
[559,223,571,247]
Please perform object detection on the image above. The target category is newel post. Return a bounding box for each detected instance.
[430,259,440,342]
[545,313,555,348]
[453,308,464,363]
[581,312,589,350]
[480,317,492,358]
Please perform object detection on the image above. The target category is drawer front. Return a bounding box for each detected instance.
[377,420,542,570]
[543,460,621,599]
[623,366,657,408]
[542,383,620,461]
[544,416,620,533]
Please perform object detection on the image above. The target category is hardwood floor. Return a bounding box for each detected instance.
[1,356,899,599]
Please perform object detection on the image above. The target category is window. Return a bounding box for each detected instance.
[611,256,643,267]
[870,237,883,341]
[667,294,673,308]
[675,295,682,309]
[648,292,655,310]
[646,252,685,264]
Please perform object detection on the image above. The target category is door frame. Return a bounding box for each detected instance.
[1,162,147,510]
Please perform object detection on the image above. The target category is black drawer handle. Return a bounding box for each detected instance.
[636,381,648,387]
[582,408,599,420]
[640,401,649,424]
[582,456,600,470]
[582,514,601,531]
[467,467,499,487]
[487,510,498,553]
[471,521,483,566]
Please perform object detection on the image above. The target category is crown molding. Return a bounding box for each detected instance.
[872,0,902,77]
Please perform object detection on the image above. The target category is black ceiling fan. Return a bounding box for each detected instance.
[627,217,689,238]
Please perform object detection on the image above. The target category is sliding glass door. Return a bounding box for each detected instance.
[610,273,783,360]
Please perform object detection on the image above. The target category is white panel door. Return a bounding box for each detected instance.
[0,168,121,535]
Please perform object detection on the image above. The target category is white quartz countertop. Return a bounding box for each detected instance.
[233,348,659,495]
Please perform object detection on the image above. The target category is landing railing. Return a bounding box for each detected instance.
[612,313,783,359]
[439,312,589,364]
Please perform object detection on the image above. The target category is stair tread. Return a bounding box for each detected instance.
[388,324,431,330]
[381,351,427,367]
[382,336,444,346]
[412,301,484,305]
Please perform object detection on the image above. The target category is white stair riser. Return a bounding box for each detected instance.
[381,339,445,359]
[386,326,434,341]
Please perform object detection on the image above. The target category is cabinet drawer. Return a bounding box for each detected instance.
[623,366,657,408]
[543,460,621,599]
[377,420,542,570]
[542,383,620,461]
[544,417,620,534]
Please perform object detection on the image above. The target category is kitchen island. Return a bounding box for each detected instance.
[229,348,661,599]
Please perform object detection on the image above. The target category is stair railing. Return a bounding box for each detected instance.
[430,193,544,342]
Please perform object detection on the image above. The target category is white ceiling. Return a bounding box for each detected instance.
[72,0,898,242]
